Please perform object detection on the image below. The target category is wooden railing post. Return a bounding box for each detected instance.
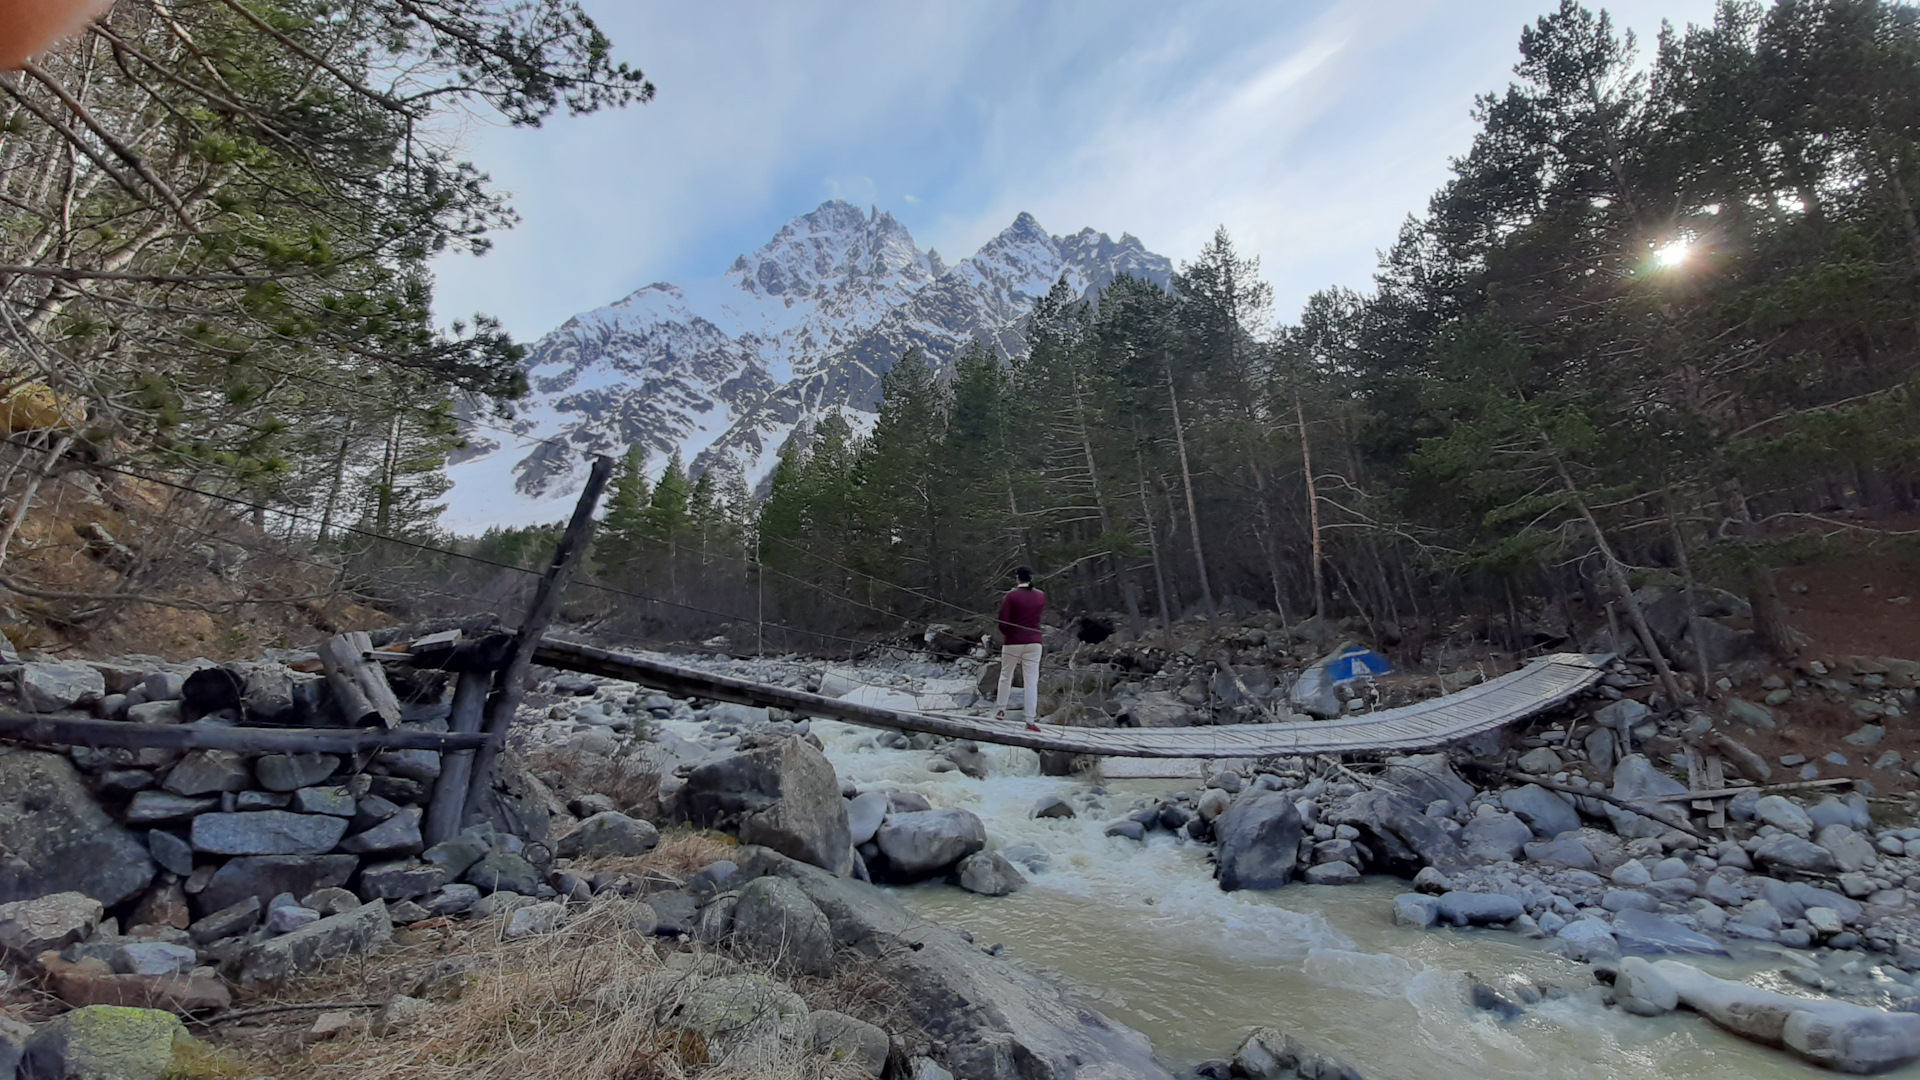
[461,455,613,828]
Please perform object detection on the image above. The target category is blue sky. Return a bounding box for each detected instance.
[428,0,1718,343]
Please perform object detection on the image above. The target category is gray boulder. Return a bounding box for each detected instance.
[955,851,1026,896]
[875,809,987,881]
[1556,919,1618,960]
[463,854,540,896]
[1654,959,1920,1073]
[1213,793,1304,892]
[1610,909,1729,956]
[290,786,357,817]
[1500,785,1581,839]
[21,1005,183,1080]
[1435,891,1523,926]
[1606,756,1689,838]
[1463,812,1533,863]
[340,807,425,857]
[0,751,155,907]
[1815,824,1878,874]
[123,792,216,825]
[190,811,347,855]
[146,831,193,877]
[556,812,659,858]
[812,1010,888,1077]
[0,892,102,959]
[671,738,853,876]
[1392,894,1440,928]
[732,876,835,977]
[421,835,489,879]
[848,791,890,844]
[195,854,357,916]
[240,899,392,984]
[1524,834,1598,870]
[1614,956,1679,1016]
[1753,834,1841,875]
[1755,795,1814,837]
[1327,785,1468,875]
[359,861,450,901]
[18,662,104,712]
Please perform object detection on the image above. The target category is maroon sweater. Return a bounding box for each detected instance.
[998,586,1046,645]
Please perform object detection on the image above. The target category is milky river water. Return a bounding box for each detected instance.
[795,717,1920,1080]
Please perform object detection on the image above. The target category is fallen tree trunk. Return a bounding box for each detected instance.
[0,712,490,754]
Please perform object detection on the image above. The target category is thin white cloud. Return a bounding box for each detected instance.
[430,0,1722,340]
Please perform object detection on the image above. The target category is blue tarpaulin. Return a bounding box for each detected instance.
[1324,647,1391,683]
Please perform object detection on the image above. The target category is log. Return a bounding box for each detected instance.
[0,712,491,754]
[463,455,613,825]
[424,668,492,847]
[319,632,402,728]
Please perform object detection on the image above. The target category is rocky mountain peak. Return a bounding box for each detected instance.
[440,204,1174,529]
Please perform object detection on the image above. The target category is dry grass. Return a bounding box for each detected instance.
[203,838,903,1080]
[524,743,665,819]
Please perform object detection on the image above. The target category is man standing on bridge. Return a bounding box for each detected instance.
[995,567,1047,731]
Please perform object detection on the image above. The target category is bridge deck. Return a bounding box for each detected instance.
[532,640,1607,759]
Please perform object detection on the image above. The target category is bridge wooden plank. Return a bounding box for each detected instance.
[525,639,1605,759]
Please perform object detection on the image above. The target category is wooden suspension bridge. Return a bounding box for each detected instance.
[531,638,1611,760]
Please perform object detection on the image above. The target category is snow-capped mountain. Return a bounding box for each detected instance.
[440,201,1171,530]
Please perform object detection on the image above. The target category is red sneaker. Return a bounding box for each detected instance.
[1025,721,1041,732]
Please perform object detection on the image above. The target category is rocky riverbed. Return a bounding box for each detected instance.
[5,626,1920,1078]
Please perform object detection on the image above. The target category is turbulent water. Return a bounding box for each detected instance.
[787,715,1920,1080]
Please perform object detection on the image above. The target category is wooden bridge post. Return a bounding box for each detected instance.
[460,455,613,828]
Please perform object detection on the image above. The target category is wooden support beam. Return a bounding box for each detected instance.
[0,712,490,754]
[424,668,493,847]
[318,631,402,727]
[462,455,614,826]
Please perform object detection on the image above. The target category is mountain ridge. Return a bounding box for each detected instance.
[439,200,1173,529]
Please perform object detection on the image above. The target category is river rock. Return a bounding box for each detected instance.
[1436,891,1523,926]
[289,785,356,817]
[875,809,987,880]
[672,737,853,876]
[19,662,105,711]
[1328,784,1468,875]
[421,835,488,879]
[736,847,1174,1080]
[732,876,835,976]
[1815,824,1877,873]
[1556,919,1619,960]
[1213,793,1304,892]
[1595,698,1649,731]
[956,851,1026,896]
[1517,747,1562,774]
[812,1009,889,1077]
[848,791,890,843]
[0,891,101,959]
[21,1005,183,1080]
[240,899,391,984]
[1304,861,1361,885]
[1501,785,1581,839]
[1654,959,1920,1073]
[1615,956,1679,1016]
[1753,834,1841,875]
[0,751,155,907]
[1463,811,1532,863]
[1393,894,1440,928]
[196,854,357,915]
[191,811,346,855]
[556,811,659,858]
[1607,755,1689,838]
[1104,819,1145,841]
[1610,909,1729,956]
[1525,834,1598,870]
[1755,795,1814,837]
[1196,788,1232,821]
[116,942,198,977]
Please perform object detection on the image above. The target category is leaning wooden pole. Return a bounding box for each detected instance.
[460,455,613,827]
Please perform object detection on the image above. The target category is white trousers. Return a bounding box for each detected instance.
[996,642,1042,717]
